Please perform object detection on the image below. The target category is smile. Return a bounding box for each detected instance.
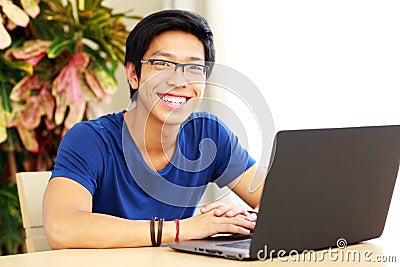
[158,93,190,107]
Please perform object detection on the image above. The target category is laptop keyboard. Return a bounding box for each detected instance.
[216,239,251,250]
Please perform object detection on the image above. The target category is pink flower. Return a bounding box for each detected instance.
[52,53,89,104]
[8,74,54,153]
[6,40,51,66]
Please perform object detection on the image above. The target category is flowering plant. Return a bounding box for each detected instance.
[0,0,140,255]
[0,0,139,171]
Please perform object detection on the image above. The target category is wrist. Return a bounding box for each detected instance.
[174,219,180,242]
[160,220,176,244]
[150,217,164,246]
[177,218,194,241]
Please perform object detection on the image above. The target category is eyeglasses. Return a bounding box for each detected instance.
[141,59,209,80]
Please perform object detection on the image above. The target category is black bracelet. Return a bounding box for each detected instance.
[150,217,158,246]
[156,218,164,247]
[150,217,164,247]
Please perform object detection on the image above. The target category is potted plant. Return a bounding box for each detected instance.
[0,0,140,254]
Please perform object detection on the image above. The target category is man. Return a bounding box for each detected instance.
[43,9,265,249]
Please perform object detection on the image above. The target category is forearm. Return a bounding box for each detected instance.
[43,178,255,249]
[229,164,266,209]
[44,211,176,249]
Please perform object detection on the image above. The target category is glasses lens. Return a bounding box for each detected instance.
[151,60,174,71]
[147,60,207,80]
[184,64,207,80]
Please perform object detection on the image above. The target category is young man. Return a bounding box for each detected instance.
[43,9,265,249]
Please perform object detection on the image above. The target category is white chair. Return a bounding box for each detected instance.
[16,171,51,252]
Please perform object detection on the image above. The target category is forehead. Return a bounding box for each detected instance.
[144,30,205,62]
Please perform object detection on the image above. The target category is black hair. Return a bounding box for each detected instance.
[124,9,215,98]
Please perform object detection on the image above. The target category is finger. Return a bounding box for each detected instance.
[215,204,248,217]
[245,212,258,222]
[200,201,225,214]
[215,222,251,235]
[222,225,251,236]
[238,216,256,231]
[225,206,249,217]
[218,217,256,234]
[213,202,236,216]
[221,216,256,230]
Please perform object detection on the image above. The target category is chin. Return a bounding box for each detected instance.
[155,99,200,125]
[159,110,193,126]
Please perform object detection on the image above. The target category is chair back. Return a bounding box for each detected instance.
[16,171,51,252]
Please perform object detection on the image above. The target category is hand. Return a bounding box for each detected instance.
[179,209,256,241]
[200,201,258,222]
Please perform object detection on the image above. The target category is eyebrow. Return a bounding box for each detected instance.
[148,50,204,62]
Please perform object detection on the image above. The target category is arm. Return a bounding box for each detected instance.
[42,177,168,249]
[200,164,266,218]
[43,177,255,249]
[228,163,266,210]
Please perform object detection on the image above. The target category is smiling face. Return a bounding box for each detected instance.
[126,30,207,126]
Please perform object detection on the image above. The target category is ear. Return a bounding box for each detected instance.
[125,62,139,89]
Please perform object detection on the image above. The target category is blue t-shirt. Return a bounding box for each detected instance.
[51,111,255,220]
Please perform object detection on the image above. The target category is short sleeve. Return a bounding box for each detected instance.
[210,117,256,187]
[51,122,107,195]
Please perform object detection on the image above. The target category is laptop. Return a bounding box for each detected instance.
[168,125,400,260]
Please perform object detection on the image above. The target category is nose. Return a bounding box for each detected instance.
[166,66,187,87]
[173,65,185,73]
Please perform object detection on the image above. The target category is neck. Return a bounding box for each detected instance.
[124,106,180,155]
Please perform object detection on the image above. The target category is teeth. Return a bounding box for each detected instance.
[161,94,187,105]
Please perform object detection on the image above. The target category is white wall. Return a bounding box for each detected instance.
[104,0,400,130]
[206,0,400,254]
[206,0,399,130]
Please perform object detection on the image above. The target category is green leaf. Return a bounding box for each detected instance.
[47,38,75,59]
[93,65,117,94]
[1,83,13,113]
[118,14,143,21]
[3,58,33,75]
[89,8,110,21]
[83,45,116,77]
[0,184,24,255]
[111,43,126,64]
